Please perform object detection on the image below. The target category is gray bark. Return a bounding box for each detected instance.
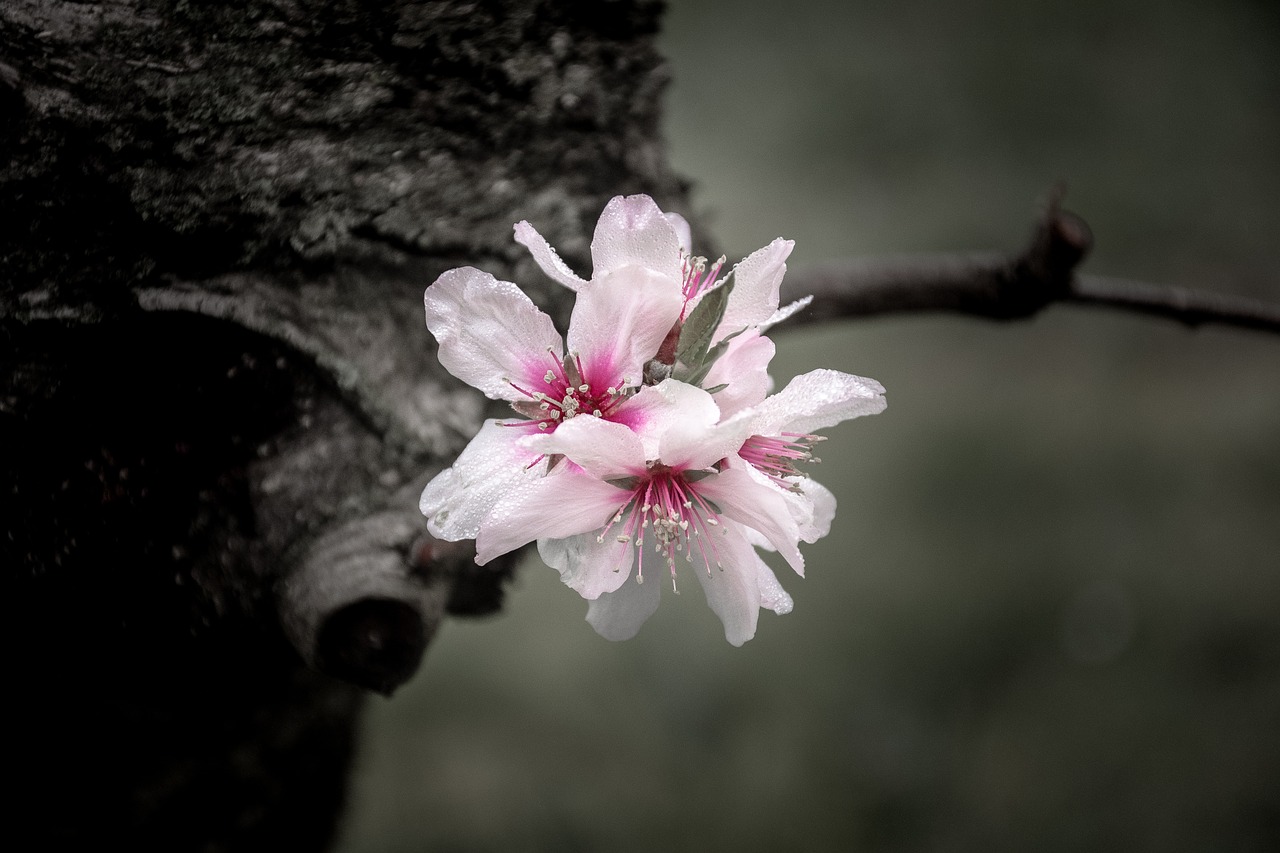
[1,1,686,848]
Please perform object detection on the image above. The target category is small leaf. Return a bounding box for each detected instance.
[702,383,729,394]
[675,271,736,367]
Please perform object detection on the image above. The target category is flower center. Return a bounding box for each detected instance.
[679,251,727,316]
[508,348,631,431]
[597,465,725,590]
[739,432,824,490]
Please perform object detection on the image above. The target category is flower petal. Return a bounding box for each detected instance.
[474,471,628,564]
[540,529,636,599]
[794,477,836,544]
[521,414,646,481]
[697,466,805,576]
[715,238,794,339]
[755,558,794,616]
[420,419,543,541]
[425,267,564,400]
[609,379,722,462]
[590,194,684,282]
[586,569,662,641]
[690,522,764,646]
[513,220,589,291]
[760,295,813,332]
[702,331,776,419]
[566,266,683,392]
[664,212,693,255]
[732,459,836,545]
[750,368,887,437]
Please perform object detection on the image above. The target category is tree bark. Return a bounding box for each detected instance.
[1,1,685,848]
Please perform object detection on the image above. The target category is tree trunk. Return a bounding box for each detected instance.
[1,1,685,848]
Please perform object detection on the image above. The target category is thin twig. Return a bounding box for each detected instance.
[784,202,1280,335]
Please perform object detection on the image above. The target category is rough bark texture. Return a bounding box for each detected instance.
[1,1,687,848]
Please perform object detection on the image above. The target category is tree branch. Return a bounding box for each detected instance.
[785,202,1280,335]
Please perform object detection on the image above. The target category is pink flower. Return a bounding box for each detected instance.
[733,369,887,548]
[419,193,887,645]
[419,231,685,541]
[471,380,806,646]
[516,195,805,406]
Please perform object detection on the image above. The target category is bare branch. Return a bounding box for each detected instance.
[785,203,1280,335]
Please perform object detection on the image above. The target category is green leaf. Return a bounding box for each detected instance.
[675,272,735,368]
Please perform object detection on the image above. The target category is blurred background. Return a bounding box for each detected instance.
[338,1,1280,850]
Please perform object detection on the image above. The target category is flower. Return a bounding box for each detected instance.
[419,193,887,645]
[419,240,684,542]
[472,380,807,646]
[423,194,800,545]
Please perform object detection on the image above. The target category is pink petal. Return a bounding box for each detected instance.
[520,415,646,481]
[585,569,662,641]
[540,530,637,600]
[664,212,693,255]
[697,466,805,576]
[425,267,564,400]
[735,460,837,545]
[690,522,764,646]
[590,195,684,282]
[565,266,683,394]
[755,558,795,616]
[751,368,887,437]
[703,331,776,419]
[513,221,589,291]
[609,380,721,462]
[760,296,813,332]
[419,419,543,541]
[714,238,794,339]
[661,408,755,472]
[474,471,628,564]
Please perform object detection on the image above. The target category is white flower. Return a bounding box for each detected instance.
[515,194,805,405]
[420,245,684,541]
[733,369,887,547]
[470,380,805,646]
[419,193,887,646]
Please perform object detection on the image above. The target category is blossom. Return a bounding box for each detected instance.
[423,194,797,545]
[733,369,887,548]
[420,243,683,542]
[419,193,887,645]
[515,195,806,405]
[471,380,807,646]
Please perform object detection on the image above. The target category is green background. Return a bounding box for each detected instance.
[339,2,1280,850]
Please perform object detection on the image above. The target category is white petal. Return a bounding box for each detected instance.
[661,408,755,472]
[697,466,805,576]
[755,559,794,616]
[566,266,683,392]
[664,212,693,255]
[586,570,662,641]
[521,415,646,481]
[690,522,764,646]
[419,419,542,541]
[715,238,794,339]
[610,379,721,462]
[733,460,836,545]
[540,528,636,599]
[795,477,836,544]
[590,194,684,282]
[760,295,813,332]
[513,221,588,291]
[474,471,627,564]
[751,368,887,437]
[425,267,564,400]
[702,331,776,419]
